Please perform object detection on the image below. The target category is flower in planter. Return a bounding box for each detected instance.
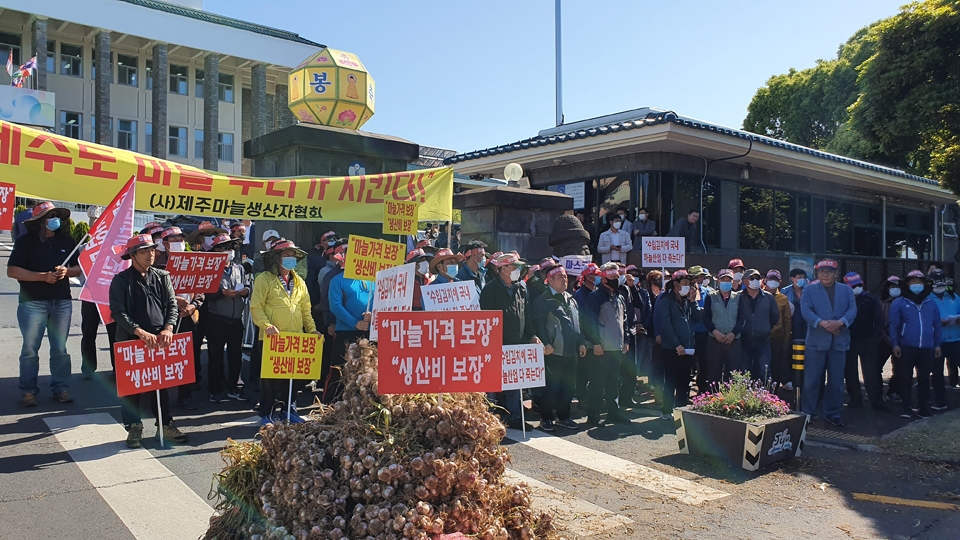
[691,372,791,422]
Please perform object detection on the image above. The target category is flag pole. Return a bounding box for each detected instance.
[60,233,90,267]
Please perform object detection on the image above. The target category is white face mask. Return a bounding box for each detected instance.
[889,287,901,298]
[611,221,620,230]
[168,241,185,253]
[202,236,215,249]
[767,280,780,289]
[638,213,647,221]
[733,272,743,281]
[852,286,864,295]
[417,261,429,275]
[509,268,521,282]
[265,240,274,250]
[678,285,690,296]
[156,241,166,252]
[933,285,947,294]
[224,251,235,263]
[748,279,761,290]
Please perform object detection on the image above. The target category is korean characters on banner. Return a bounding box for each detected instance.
[114,333,196,397]
[560,255,592,276]
[377,311,504,395]
[260,332,323,380]
[501,344,546,391]
[166,252,230,294]
[420,281,481,311]
[344,235,406,282]
[382,200,419,236]
[641,237,686,268]
[369,263,416,342]
[0,182,15,231]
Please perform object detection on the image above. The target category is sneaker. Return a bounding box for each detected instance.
[884,394,902,404]
[917,410,931,419]
[826,417,844,427]
[227,390,248,402]
[660,412,673,420]
[556,418,579,430]
[276,410,306,424]
[607,414,632,425]
[209,392,227,403]
[81,372,93,381]
[900,411,913,419]
[259,415,273,426]
[52,391,73,403]
[158,423,189,444]
[126,422,143,449]
[784,382,794,391]
[19,393,37,407]
[931,404,948,411]
[620,398,638,409]
[539,419,556,432]
[586,414,603,426]
[177,397,198,410]
[807,415,818,425]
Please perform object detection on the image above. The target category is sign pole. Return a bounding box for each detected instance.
[438,392,443,408]
[287,378,294,422]
[520,399,527,439]
[156,389,164,447]
[60,233,90,267]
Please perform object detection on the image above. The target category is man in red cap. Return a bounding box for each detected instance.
[9,201,82,407]
[109,234,188,447]
[573,263,600,402]
[728,259,746,291]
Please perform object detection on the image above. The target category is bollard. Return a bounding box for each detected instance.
[791,340,805,411]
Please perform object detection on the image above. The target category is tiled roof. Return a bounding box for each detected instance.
[118,0,324,47]
[445,110,939,186]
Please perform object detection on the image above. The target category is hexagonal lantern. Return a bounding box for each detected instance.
[288,48,375,130]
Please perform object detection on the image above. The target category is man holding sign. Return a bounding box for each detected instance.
[109,234,188,448]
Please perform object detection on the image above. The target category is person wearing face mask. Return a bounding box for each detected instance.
[597,214,632,264]
[456,240,488,295]
[841,272,886,411]
[9,201,82,407]
[314,242,347,397]
[325,243,373,403]
[205,234,249,404]
[480,252,541,430]
[630,207,657,264]
[579,263,631,426]
[800,259,858,427]
[253,229,281,275]
[926,269,955,411]
[109,234,187,448]
[728,259,747,291]
[429,248,463,285]
[405,249,435,311]
[686,266,711,395]
[573,264,600,404]
[765,270,793,390]
[624,266,652,393]
[653,270,702,419]
[702,269,743,385]
[781,268,809,390]
[889,270,942,420]
[306,231,337,313]
[251,239,321,423]
[615,207,632,236]
[877,276,903,404]
[186,221,227,253]
[736,269,780,382]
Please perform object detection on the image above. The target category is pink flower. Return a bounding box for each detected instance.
[337,109,357,125]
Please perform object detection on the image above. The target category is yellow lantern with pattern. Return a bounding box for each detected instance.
[288,48,375,130]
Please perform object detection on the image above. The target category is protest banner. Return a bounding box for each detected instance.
[166,252,230,294]
[0,182,15,231]
[0,120,453,223]
[260,331,324,422]
[377,311,503,395]
[560,255,592,276]
[343,235,405,282]
[79,176,137,324]
[369,263,416,341]
[641,237,686,268]
[501,344,546,392]
[382,200,418,236]
[420,281,480,311]
[115,332,196,397]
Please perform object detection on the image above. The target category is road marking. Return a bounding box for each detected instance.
[44,413,213,540]
[505,469,634,537]
[853,493,960,511]
[220,414,262,428]
[0,241,12,251]
[505,428,729,506]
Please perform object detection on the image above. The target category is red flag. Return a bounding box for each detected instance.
[79,176,137,324]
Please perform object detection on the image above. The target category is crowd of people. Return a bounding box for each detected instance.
[9,202,959,447]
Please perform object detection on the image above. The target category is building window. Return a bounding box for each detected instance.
[59,111,82,140]
[796,195,811,253]
[887,209,933,259]
[169,126,187,157]
[773,191,797,252]
[195,68,204,97]
[117,120,137,151]
[117,54,137,87]
[218,133,234,162]
[46,41,56,73]
[218,73,234,103]
[739,186,774,250]
[145,59,153,90]
[0,32,21,67]
[145,123,152,153]
[170,64,188,94]
[60,43,83,77]
[195,129,203,159]
[675,174,719,248]
[91,48,96,79]
[825,201,853,255]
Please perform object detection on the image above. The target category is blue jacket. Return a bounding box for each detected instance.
[800,282,857,351]
[931,292,960,343]
[781,284,808,341]
[328,273,372,332]
[890,294,943,349]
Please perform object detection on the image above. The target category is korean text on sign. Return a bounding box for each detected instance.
[114,332,196,397]
[382,200,419,236]
[261,332,323,380]
[501,344,546,391]
[420,281,480,311]
[166,252,230,294]
[369,263,416,342]
[377,311,504,394]
[344,235,405,282]
[0,182,15,231]
[641,237,686,268]
[560,255,592,277]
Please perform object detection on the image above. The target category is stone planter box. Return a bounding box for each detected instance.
[673,408,808,471]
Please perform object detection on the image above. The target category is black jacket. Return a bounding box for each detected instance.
[737,289,780,340]
[850,292,884,340]
[109,266,179,342]
[530,288,586,357]
[479,277,530,345]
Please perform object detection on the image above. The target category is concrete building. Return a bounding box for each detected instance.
[0,0,320,175]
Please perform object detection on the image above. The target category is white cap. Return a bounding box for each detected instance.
[262,229,280,242]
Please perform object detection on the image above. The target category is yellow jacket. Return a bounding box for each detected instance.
[770,289,792,342]
[250,271,317,338]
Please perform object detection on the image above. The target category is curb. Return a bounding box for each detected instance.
[806,434,960,466]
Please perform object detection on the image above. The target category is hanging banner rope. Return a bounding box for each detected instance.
[0,120,454,223]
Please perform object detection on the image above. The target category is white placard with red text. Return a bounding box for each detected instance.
[369,262,416,341]
[420,281,480,311]
[501,344,545,391]
[641,237,685,268]
[0,182,15,231]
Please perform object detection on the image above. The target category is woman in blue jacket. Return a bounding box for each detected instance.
[889,270,942,419]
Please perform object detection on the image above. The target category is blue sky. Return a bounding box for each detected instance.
[207,0,908,154]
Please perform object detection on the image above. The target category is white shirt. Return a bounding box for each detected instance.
[597,228,632,263]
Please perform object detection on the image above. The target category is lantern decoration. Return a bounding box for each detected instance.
[287,48,375,130]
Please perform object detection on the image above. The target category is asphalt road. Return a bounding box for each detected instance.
[0,244,958,540]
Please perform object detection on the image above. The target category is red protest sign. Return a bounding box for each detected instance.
[79,176,135,305]
[166,252,229,293]
[0,182,15,231]
[114,332,196,397]
[377,311,503,394]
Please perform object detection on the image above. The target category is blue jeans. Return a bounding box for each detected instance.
[741,337,772,382]
[18,300,73,396]
[802,348,845,420]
